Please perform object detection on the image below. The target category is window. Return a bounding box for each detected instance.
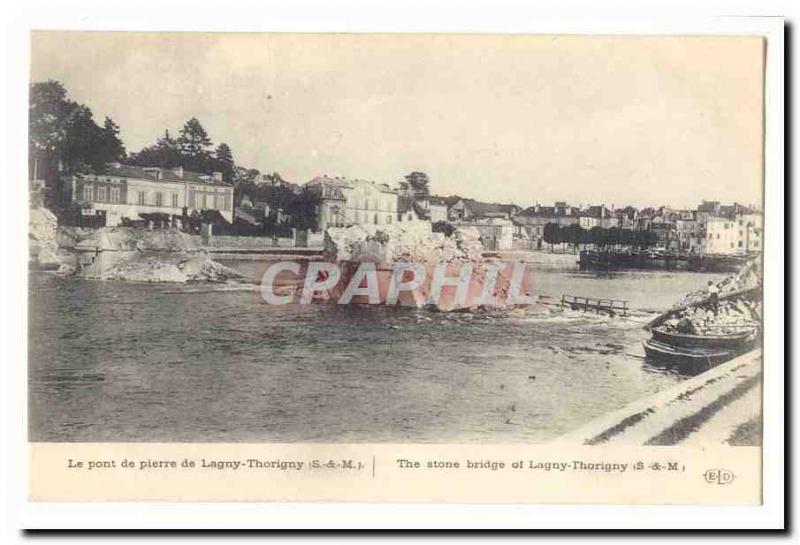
[137,191,146,205]
[95,187,106,202]
[387,215,392,224]
[155,192,163,206]
[374,214,378,224]
[716,234,720,239]
[82,184,94,202]
[738,241,743,247]
[110,187,120,203]
[754,242,759,248]
[172,193,179,207]
[188,193,195,208]
[364,199,369,209]
[201,193,207,209]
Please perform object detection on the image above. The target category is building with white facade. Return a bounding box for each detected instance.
[61,163,234,226]
[305,175,398,230]
[703,212,763,255]
[736,213,763,253]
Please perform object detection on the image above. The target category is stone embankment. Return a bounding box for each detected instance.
[553,349,762,446]
[496,249,579,269]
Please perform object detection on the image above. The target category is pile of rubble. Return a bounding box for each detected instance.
[676,259,761,308]
[322,221,530,311]
[661,260,762,336]
[661,299,761,336]
[33,225,244,283]
[29,207,77,273]
[83,252,244,283]
[323,221,483,265]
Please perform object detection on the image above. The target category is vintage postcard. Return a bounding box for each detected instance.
[21,18,783,525]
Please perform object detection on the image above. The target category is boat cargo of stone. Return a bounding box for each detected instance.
[643,260,762,375]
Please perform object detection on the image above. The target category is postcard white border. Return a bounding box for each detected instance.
[2,0,786,532]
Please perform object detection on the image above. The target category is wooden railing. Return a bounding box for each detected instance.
[560,294,629,316]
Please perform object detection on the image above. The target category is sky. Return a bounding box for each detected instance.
[30,32,764,209]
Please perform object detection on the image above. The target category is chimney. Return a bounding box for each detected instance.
[172,166,184,178]
[212,171,223,182]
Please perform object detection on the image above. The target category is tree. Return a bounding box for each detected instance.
[231,166,262,205]
[404,171,430,198]
[543,222,560,251]
[212,142,235,183]
[633,229,658,250]
[432,221,455,237]
[98,117,126,162]
[286,188,319,231]
[619,228,635,248]
[261,172,288,186]
[589,226,605,248]
[176,117,213,172]
[29,80,129,202]
[129,130,182,168]
[29,80,70,180]
[580,226,592,248]
[604,226,621,249]
[563,223,584,253]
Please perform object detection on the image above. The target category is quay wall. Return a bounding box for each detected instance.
[496,249,579,269]
[189,232,325,250]
[189,234,294,250]
[553,349,762,446]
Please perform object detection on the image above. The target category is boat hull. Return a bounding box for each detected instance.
[643,339,733,375]
[651,327,758,351]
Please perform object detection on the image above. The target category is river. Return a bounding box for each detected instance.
[28,260,725,443]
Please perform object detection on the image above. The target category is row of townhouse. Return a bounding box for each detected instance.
[510,200,762,254]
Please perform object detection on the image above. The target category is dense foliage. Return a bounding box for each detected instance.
[30,80,319,231]
[542,222,659,251]
[29,80,126,181]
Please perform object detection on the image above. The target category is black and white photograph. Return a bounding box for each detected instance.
[6,4,787,526]
[27,31,766,448]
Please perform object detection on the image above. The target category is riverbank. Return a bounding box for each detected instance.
[553,348,762,446]
[496,249,579,268]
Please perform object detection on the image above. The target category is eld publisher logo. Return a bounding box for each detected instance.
[703,469,736,485]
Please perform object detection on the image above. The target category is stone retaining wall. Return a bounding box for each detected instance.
[553,349,762,446]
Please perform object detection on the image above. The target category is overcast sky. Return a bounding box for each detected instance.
[31,32,764,209]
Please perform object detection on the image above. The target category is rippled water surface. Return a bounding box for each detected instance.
[29,263,724,442]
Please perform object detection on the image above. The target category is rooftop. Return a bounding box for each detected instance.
[305,175,396,194]
[74,163,232,187]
